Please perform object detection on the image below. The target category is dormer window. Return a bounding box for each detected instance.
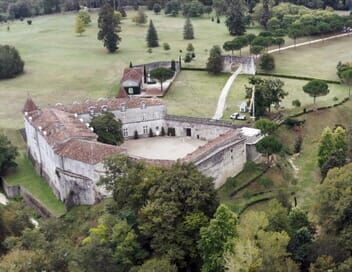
[89,106,96,116]
[101,105,108,112]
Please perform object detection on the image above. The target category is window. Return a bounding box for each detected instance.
[123,128,128,137]
[143,126,148,134]
[128,88,134,94]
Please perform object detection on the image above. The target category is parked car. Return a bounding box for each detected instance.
[230,113,246,120]
[230,112,239,120]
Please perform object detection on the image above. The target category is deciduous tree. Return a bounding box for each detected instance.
[90,112,123,145]
[303,80,329,110]
[150,67,174,92]
[206,45,223,74]
[225,0,246,35]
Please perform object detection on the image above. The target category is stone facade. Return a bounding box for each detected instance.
[23,96,261,205]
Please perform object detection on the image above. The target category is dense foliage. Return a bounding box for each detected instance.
[90,112,124,145]
[0,45,24,79]
[97,3,121,53]
[0,134,18,175]
[150,67,174,92]
[146,20,159,47]
[206,45,223,74]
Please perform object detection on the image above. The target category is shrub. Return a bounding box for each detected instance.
[27,20,32,25]
[163,42,170,51]
[149,128,154,137]
[217,17,220,23]
[161,127,166,136]
[184,53,192,63]
[153,3,161,14]
[78,10,91,26]
[259,53,275,71]
[284,118,304,128]
[294,136,303,153]
[333,96,338,101]
[0,45,24,79]
[292,99,301,107]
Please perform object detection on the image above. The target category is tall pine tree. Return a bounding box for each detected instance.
[183,17,194,40]
[260,0,270,29]
[225,0,246,36]
[97,3,121,53]
[146,20,159,48]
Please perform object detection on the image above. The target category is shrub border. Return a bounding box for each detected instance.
[256,72,341,84]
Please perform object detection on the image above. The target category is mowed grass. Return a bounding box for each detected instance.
[268,36,352,81]
[0,128,65,217]
[164,71,230,117]
[0,11,260,129]
[222,74,349,121]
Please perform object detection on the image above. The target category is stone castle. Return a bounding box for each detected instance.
[23,96,262,206]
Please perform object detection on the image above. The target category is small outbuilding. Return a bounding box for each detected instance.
[240,101,247,113]
[120,67,144,95]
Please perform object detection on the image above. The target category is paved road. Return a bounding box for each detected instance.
[213,65,242,120]
[268,32,352,54]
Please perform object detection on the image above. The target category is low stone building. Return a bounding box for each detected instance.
[23,96,261,206]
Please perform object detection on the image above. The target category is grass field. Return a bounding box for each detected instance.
[268,36,352,81]
[163,71,230,117]
[0,11,262,129]
[222,74,349,121]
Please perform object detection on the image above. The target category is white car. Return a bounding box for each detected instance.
[237,114,246,120]
[230,113,239,120]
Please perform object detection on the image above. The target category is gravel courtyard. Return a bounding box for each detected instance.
[122,137,207,160]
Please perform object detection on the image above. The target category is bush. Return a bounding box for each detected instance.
[149,128,154,137]
[284,118,305,128]
[0,45,24,79]
[153,3,161,14]
[259,53,275,71]
[27,20,32,25]
[134,130,139,139]
[161,127,166,136]
[294,136,303,153]
[292,99,301,107]
[163,42,170,51]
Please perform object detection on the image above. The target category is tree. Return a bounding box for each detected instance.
[133,8,148,25]
[317,163,352,233]
[309,255,336,272]
[288,25,302,47]
[75,15,85,36]
[150,67,174,92]
[341,69,352,97]
[256,135,282,164]
[146,20,159,48]
[134,258,177,272]
[0,134,18,175]
[225,0,246,35]
[0,45,24,79]
[206,45,223,74]
[165,0,180,16]
[153,3,161,14]
[97,3,121,53]
[254,118,278,135]
[90,112,124,145]
[183,17,194,40]
[77,10,91,26]
[198,204,237,272]
[137,162,218,269]
[303,80,329,110]
[260,0,270,29]
[182,1,204,17]
[273,37,285,52]
[259,53,275,71]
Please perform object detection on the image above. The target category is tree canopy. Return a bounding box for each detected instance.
[0,134,18,175]
[303,80,329,109]
[90,112,124,145]
[0,45,24,79]
[150,67,174,92]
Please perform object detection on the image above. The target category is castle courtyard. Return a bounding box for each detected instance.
[121,137,207,160]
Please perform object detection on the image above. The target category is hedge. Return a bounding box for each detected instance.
[180,67,207,71]
[256,72,341,84]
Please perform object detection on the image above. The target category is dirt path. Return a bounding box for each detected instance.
[213,65,242,120]
[268,32,352,54]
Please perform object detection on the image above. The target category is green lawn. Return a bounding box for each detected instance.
[0,11,261,129]
[223,74,349,121]
[266,36,352,81]
[163,70,230,117]
[0,128,65,217]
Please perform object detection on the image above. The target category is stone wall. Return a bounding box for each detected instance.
[194,139,246,188]
[165,115,236,141]
[222,56,256,75]
[1,178,57,218]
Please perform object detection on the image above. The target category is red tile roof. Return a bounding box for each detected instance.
[55,139,125,165]
[55,97,164,114]
[121,67,143,83]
